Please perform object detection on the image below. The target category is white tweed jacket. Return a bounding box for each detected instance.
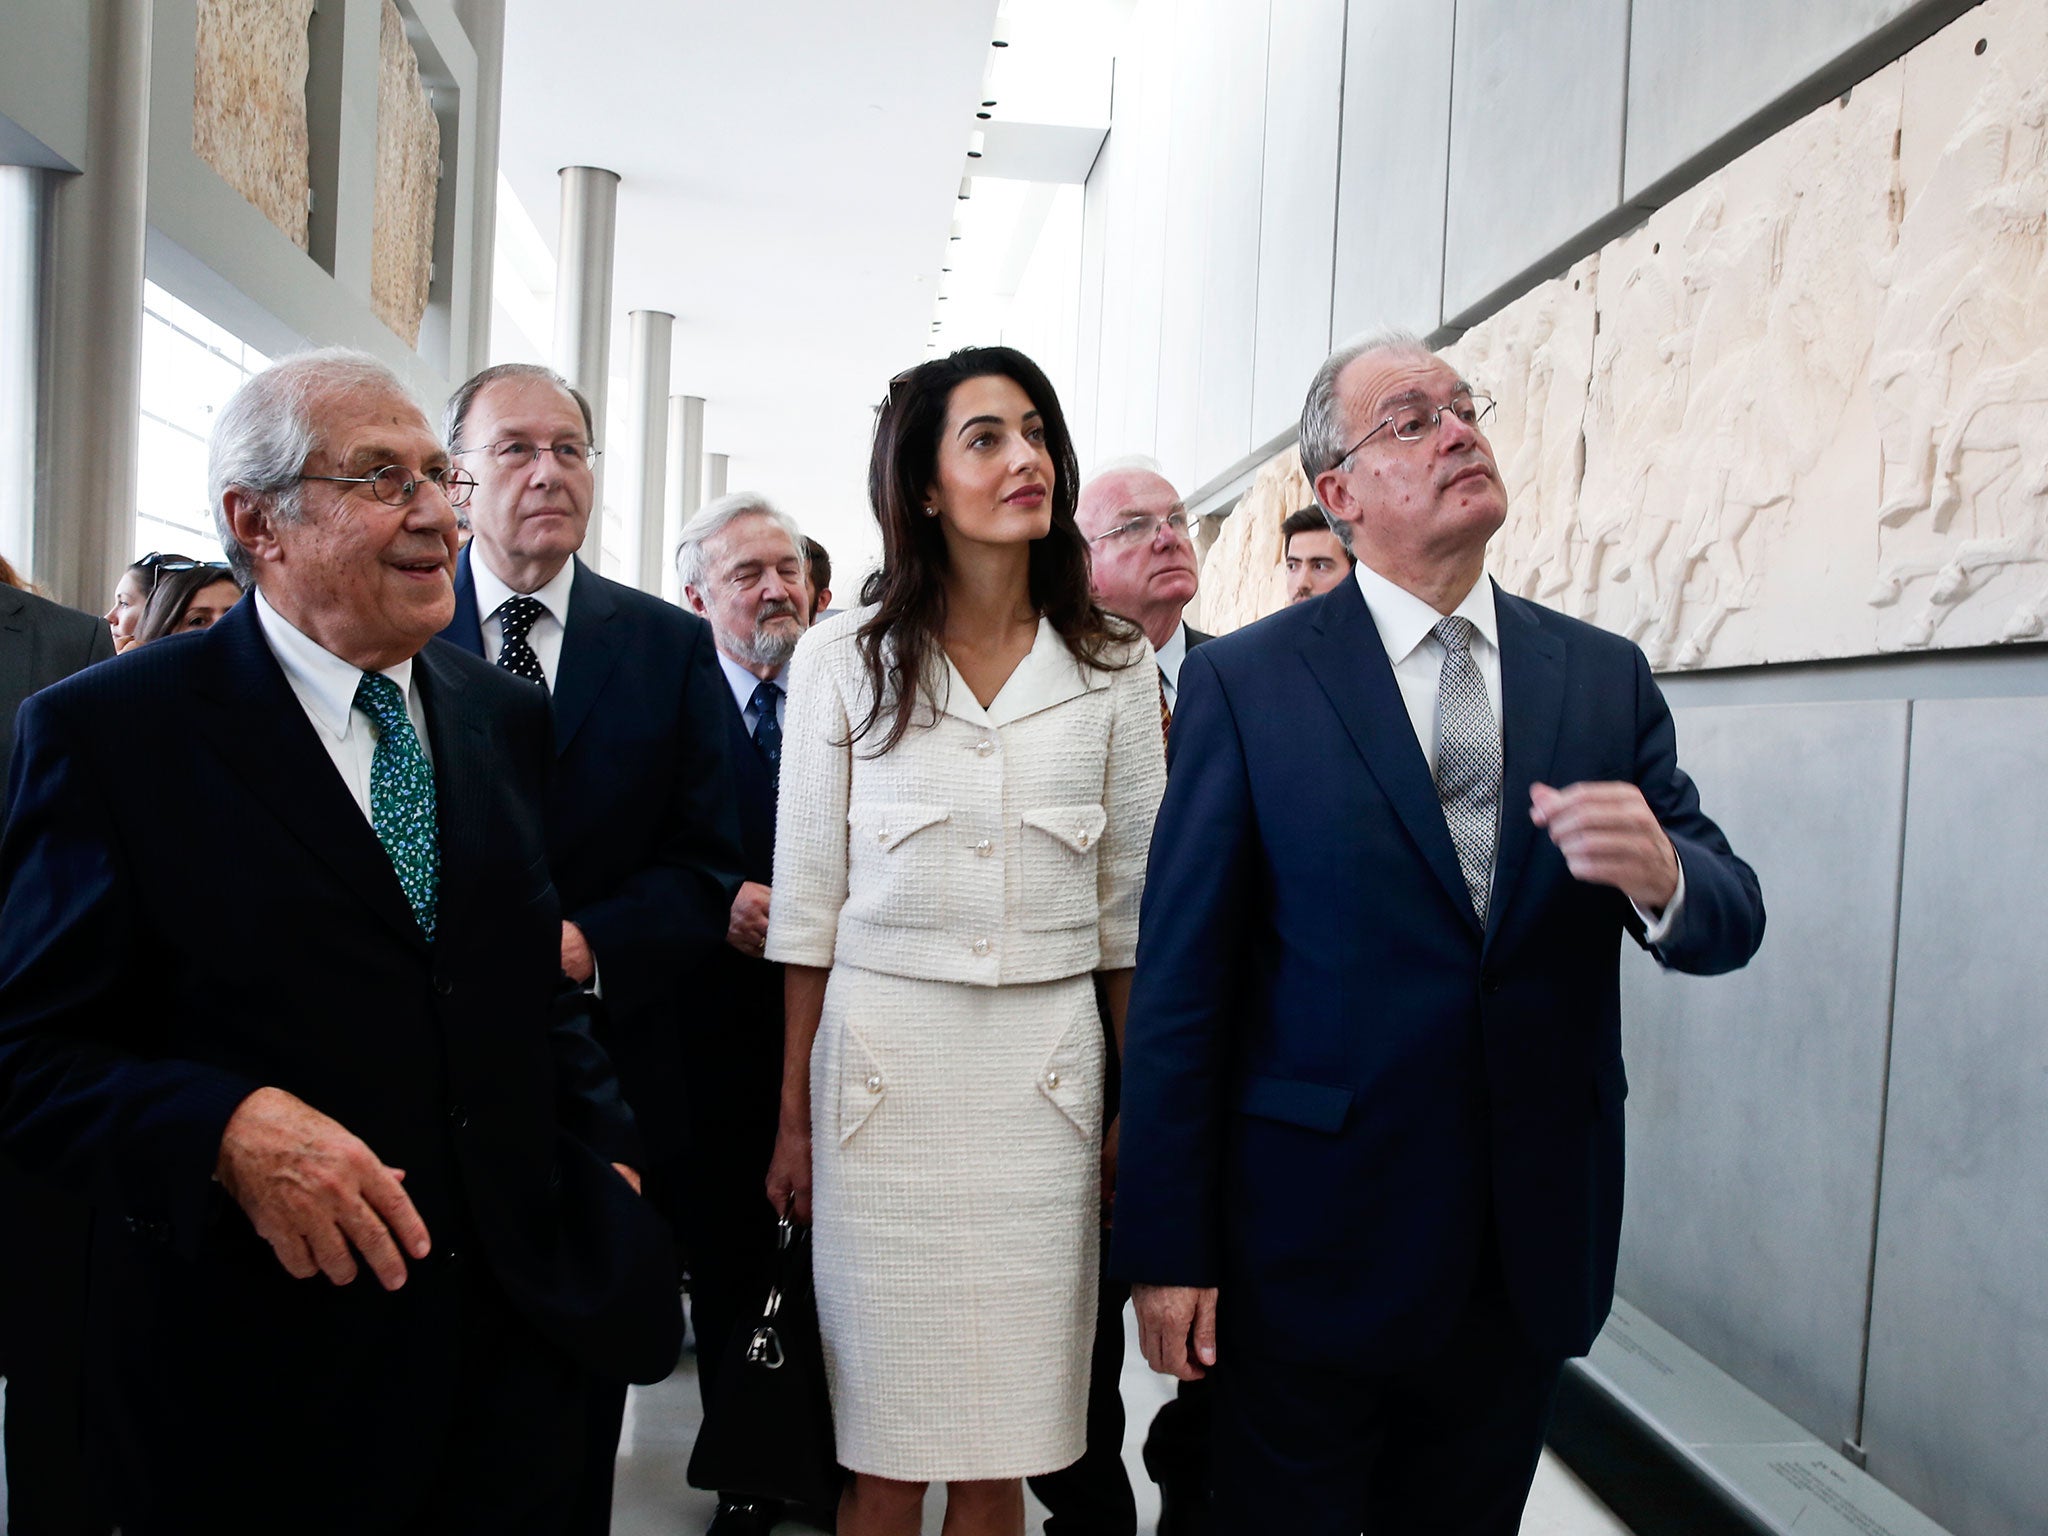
[765,607,1166,986]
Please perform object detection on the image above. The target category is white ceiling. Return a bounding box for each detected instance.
[495,0,1003,580]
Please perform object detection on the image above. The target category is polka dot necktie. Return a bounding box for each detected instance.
[750,680,783,790]
[354,671,440,941]
[495,594,549,690]
[1431,616,1501,924]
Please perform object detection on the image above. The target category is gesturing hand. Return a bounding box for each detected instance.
[764,1123,812,1224]
[1530,781,1680,912]
[1134,1283,1219,1381]
[214,1087,431,1290]
[726,882,772,956]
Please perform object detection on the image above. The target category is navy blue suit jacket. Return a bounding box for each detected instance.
[1111,576,1764,1367]
[0,601,683,1523]
[441,549,743,1167]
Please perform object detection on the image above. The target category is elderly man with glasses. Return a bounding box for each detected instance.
[437,361,744,1535]
[1075,456,1210,730]
[0,349,685,1533]
[1113,331,1766,1535]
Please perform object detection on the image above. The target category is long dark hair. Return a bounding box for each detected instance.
[853,346,1133,753]
[134,562,241,645]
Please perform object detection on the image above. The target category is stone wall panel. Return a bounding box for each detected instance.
[192,0,316,251]
[371,0,441,348]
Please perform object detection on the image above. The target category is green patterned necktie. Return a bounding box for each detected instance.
[353,670,440,941]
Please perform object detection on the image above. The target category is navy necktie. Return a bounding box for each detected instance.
[750,680,783,789]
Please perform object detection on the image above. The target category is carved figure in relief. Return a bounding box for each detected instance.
[1871,72,2048,644]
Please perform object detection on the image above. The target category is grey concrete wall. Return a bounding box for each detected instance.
[1617,700,1908,1452]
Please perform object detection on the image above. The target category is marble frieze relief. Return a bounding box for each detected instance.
[1201,0,2048,669]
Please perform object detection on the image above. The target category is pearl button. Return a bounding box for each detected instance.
[1076,831,1090,848]
[972,937,990,955]
[974,839,992,856]
[865,1074,883,1093]
[875,831,888,843]
[974,739,994,757]
[1045,1070,1061,1089]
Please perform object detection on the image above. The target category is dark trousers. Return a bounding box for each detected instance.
[574,1161,692,1535]
[1029,1245,1136,1536]
[0,1160,110,1536]
[1211,1249,1563,1535]
[1142,1377,1215,1533]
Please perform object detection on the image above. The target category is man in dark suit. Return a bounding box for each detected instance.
[0,575,114,1536]
[1113,333,1766,1534]
[438,362,743,1531]
[0,351,681,1533]
[1031,461,1210,1536]
[675,492,811,1536]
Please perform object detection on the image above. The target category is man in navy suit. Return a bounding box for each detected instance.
[0,351,681,1532]
[439,363,743,1531]
[1112,332,1765,1534]
[676,492,810,1536]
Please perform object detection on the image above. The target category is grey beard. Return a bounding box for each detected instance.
[731,616,802,669]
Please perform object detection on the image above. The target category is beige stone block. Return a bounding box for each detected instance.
[192,0,316,251]
[371,0,441,349]
[1197,447,1312,634]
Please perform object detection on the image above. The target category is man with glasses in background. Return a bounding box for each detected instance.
[1114,332,1765,1534]
[0,349,683,1531]
[439,362,743,1534]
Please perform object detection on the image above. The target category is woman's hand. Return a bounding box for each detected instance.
[765,1122,813,1224]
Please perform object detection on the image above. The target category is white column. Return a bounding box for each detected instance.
[707,452,729,501]
[663,392,704,602]
[451,0,505,379]
[35,0,152,609]
[552,166,619,569]
[623,309,673,596]
[0,169,39,572]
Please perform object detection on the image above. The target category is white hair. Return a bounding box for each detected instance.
[1083,453,1170,485]
[209,348,418,584]
[675,492,806,592]
[1298,328,1434,488]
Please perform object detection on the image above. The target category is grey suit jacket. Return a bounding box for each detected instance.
[1,585,114,780]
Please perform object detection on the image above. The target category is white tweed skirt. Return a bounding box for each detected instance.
[808,963,1104,1481]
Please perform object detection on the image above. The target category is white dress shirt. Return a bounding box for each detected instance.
[1155,620,1190,709]
[716,647,790,734]
[254,589,432,823]
[1350,562,1683,940]
[473,553,576,688]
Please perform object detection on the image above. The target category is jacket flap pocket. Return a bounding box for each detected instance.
[847,802,951,853]
[838,1026,887,1145]
[1239,1074,1353,1134]
[1020,803,1108,854]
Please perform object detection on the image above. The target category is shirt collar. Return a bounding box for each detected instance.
[253,587,416,742]
[1154,620,1189,690]
[1352,560,1498,665]
[715,645,789,717]
[473,550,576,630]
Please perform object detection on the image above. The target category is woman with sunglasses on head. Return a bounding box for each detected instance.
[762,347,1167,1536]
[105,551,197,652]
[131,561,242,646]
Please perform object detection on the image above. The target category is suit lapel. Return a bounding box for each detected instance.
[551,559,620,753]
[443,544,487,658]
[193,604,427,950]
[1487,585,1566,950]
[0,587,33,718]
[414,643,491,951]
[1299,577,1477,930]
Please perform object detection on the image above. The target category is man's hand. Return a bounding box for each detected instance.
[764,1122,812,1224]
[610,1162,642,1195]
[560,921,595,985]
[1134,1283,1219,1381]
[726,881,772,956]
[1530,781,1680,912]
[214,1087,431,1290]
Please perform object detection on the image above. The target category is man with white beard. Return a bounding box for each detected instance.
[676,494,813,1536]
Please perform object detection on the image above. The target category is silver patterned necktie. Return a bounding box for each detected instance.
[1431,616,1501,924]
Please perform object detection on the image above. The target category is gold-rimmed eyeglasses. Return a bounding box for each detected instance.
[1337,391,1497,466]
[297,464,477,508]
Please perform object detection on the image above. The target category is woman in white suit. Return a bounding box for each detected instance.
[764,347,1167,1536]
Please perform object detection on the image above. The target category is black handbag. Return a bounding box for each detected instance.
[686,1202,843,1509]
